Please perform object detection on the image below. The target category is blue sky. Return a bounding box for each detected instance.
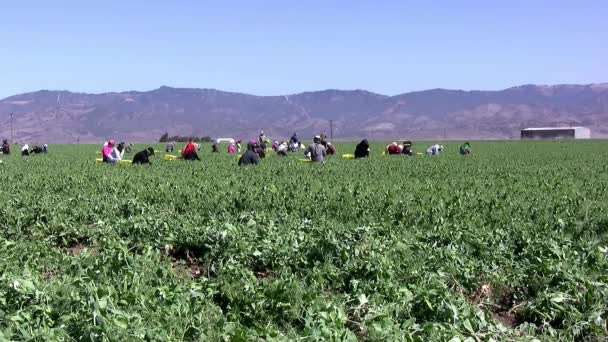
[0,0,606,98]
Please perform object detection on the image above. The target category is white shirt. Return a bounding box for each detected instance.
[426,144,441,155]
[107,147,124,163]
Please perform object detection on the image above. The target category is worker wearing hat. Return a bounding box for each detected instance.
[238,140,260,166]
[304,135,327,162]
[101,139,115,162]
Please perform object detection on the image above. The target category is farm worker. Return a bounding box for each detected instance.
[2,139,9,155]
[259,130,266,145]
[320,139,336,155]
[211,142,219,153]
[387,142,401,155]
[21,144,30,156]
[239,140,260,166]
[42,144,48,153]
[183,150,200,160]
[30,145,43,154]
[290,132,299,145]
[277,141,288,157]
[132,147,154,164]
[402,141,413,156]
[354,139,370,159]
[107,142,125,163]
[101,139,115,162]
[272,141,279,151]
[460,142,472,155]
[166,141,175,153]
[236,140,242,153]
[125,143,133,153]
[227,143,235,154]
[304,135,327,162]
[426,144,443,155]
[255,141,266,159]
[320,132,328,143]
[181,139,199,160]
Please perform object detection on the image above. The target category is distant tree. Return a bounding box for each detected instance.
[159,132,169,142]
[161,135,211,143]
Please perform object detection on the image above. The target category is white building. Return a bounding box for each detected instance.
[215,138,235,144]
[521,127,591,140]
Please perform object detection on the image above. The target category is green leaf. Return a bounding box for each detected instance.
[98,297,108,310]
[113,317,128,329]
[463,319,474,333]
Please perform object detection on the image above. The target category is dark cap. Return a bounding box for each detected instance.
[147,147,155,156]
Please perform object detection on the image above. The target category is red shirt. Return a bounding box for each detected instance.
[182,142,196,157]
[388,145,400,154]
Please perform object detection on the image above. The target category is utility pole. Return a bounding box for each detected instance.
[10,112,13,143]
[329,120,334,141]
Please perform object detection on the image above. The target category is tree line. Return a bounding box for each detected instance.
[159,133,213,143]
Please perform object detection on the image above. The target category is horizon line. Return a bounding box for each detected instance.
[3,82,608,100]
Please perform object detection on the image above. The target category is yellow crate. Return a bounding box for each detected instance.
[119,160,132,165]
[95,158,103,164]
[164,155,177,161]
[341,154,355,159]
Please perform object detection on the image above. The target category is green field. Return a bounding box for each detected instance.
[1,141,607,341]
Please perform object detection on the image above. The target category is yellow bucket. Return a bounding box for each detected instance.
[341,154,355,159]
[95,151,102,155]
[119,160,132,165]
[164,155,177,161]
[95,158,103,164]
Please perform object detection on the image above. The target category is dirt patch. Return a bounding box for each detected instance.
[468,283,523,329]
[166,245,211,279]
[493,311,518,328]
[172,260,206,279]
[42,268,60,280]
[255,270,272,279]
[65,243,98,256]
[346,302,369,339]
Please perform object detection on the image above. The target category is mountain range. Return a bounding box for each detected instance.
[1,83,607,143]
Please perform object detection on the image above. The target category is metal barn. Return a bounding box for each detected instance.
[521,127,591,140]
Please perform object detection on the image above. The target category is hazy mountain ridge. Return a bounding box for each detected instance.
[1,84,607,143]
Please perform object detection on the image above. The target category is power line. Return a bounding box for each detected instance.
[10,112,13,143]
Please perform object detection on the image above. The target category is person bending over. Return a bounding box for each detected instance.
[239,141,260,166]
[133,147,154,164]
[354,139,370,159]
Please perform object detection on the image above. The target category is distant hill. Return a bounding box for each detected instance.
[1,83,607,143]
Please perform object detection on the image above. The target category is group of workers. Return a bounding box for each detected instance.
[1,134,471,166]
[1,140,49,156]
[96,133,472,167]
[369,141,471,157]
[101,139,153,164]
